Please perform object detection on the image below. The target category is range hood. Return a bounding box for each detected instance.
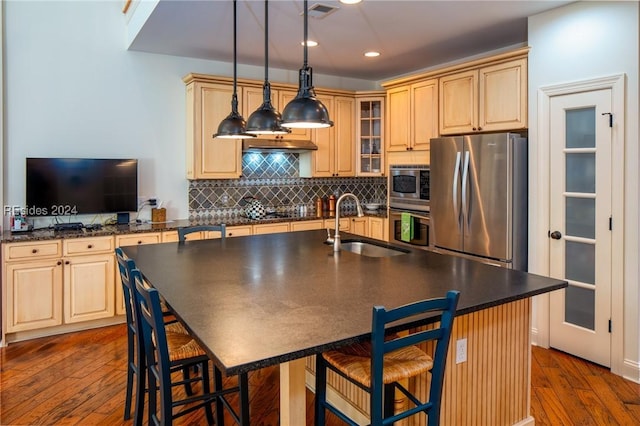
[242,139,318,152]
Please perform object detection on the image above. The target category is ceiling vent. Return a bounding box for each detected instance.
[305,3,339,19]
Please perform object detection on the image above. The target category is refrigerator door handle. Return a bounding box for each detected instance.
[461,151,471,229]
[452,151,462,231]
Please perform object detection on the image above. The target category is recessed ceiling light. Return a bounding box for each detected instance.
[340,0,362,4]
[301,40,318,47]
[364,51,380,57]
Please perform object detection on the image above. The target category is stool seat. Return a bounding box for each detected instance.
[322,343,433,387]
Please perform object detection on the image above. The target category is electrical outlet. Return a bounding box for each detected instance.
[456,338,467,364]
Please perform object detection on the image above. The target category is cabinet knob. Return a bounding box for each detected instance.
[65,260,70,265]
[32,249,38,254]
[478,126,482,131]
[57,261,62,266]
[472,127,477,131]
[87,244,93,249]
[137,240,143,244]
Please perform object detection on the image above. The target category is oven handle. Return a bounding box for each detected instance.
[452,152,462,231]
[461,151,470,229]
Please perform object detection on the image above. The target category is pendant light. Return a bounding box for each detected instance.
[214,0,255,139]
[246,0,290,135]
[280,0,333,129]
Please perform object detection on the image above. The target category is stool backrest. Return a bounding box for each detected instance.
[177,224,227,243]
[371,290,460,426]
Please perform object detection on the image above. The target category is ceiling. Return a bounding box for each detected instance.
[128,0,572,82]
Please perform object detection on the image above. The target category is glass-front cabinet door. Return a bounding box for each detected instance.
[356,96,384,176]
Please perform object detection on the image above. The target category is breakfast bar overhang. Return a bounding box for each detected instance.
[122,230,566,425]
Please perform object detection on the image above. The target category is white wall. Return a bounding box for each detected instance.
[3,0,376,222]
[528,1,639,379]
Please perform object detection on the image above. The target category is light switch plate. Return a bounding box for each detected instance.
[456,338,467,364]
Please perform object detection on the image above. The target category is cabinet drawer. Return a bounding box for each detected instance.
[63,236,114,256]
[4,240,62,261]
[116,233,162,247]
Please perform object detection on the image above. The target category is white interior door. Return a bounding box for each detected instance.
[548,89,612,367]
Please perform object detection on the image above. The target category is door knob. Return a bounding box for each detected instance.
[549,231,562,240]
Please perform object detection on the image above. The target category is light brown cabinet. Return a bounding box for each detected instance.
[386,79,437,152]
[301,96,355,178]
[350,217,368,237]
[368,217,388,241]
[185,80,243,179]
[4,241,64,333]
[4,237,116,334]
[290,220,324,232]
[439,58,527,135]
[253,223,290,235]
[226,225,253,238]
[356,96,384,176]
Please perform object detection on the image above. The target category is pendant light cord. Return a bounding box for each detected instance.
[303,0,308,68]
[233,0,238,98]
[264,0,269,81]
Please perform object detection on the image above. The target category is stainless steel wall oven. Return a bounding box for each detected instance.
[388,209,431,251]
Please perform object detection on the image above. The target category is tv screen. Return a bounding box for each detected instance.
[26,158,138,216]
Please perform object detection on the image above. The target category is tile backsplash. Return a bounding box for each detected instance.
[189,152,387,220]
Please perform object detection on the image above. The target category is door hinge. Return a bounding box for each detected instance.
[609,319,612,333]
[609,216,613,231]
[602,112,613,127]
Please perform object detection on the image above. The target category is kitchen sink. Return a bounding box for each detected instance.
[339,241,409,257]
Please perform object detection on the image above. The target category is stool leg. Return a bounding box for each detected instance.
[201,360,215,425]
[214,367,225,426]
[314,355,327,426]
[238,372,250,426]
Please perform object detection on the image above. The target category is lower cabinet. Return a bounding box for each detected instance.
[4,257,63,333]
[368,217,388,241]
[253,223,290,235]
[226,225,252,238]
[350,217,368,236]
[3,236,116,334]
[290,220,324,232]
[63,253,115,324]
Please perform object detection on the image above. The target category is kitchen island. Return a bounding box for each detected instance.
[122,230,566,425]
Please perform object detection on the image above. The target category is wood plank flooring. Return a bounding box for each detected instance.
[1,324,640,425]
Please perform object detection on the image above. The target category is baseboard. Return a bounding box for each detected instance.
[622,358,640,384]
[513,415,535,426]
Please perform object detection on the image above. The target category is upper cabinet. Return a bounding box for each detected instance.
[439,57,527,135]
[185,80,243,179]
[356,95,385,176]
[386,79,438,152]
[300,95,355,177]
[242,86,312,141]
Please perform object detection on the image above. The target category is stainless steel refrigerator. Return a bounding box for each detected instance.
[430,133,528,270]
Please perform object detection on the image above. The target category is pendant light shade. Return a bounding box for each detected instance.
[280,0,333,129]
[246,0,290,135]
[215,0,255,139]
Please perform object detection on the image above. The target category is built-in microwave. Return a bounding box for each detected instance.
[389,165,430,212]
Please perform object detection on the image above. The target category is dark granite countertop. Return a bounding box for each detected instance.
[1,210,386,242]
[122,229,567,375]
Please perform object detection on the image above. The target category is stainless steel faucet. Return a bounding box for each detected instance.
[326,193,364,252]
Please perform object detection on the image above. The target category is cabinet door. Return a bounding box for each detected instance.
[253,223,290,235]
[325,218,350,232]
[334,96,356,177]
[479,58,527,132]
[386,86,411,152]
[278,89,312,141]
[356,97,384,176]
[350,217,368,237]
[226,225,252,238]
[439,70,478,135]
[186,82,242,179]
[411,79,438,151]
[64,254,115,323]
[290,220,324,232]
[311,94,336,177]
[368,217,388,241]
[5,259,63,332]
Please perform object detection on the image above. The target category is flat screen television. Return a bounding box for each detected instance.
[26,158,138,216]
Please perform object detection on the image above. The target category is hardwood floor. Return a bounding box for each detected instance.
[1,324,640,425]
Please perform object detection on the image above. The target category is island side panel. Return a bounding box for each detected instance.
[306,298,532,426]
